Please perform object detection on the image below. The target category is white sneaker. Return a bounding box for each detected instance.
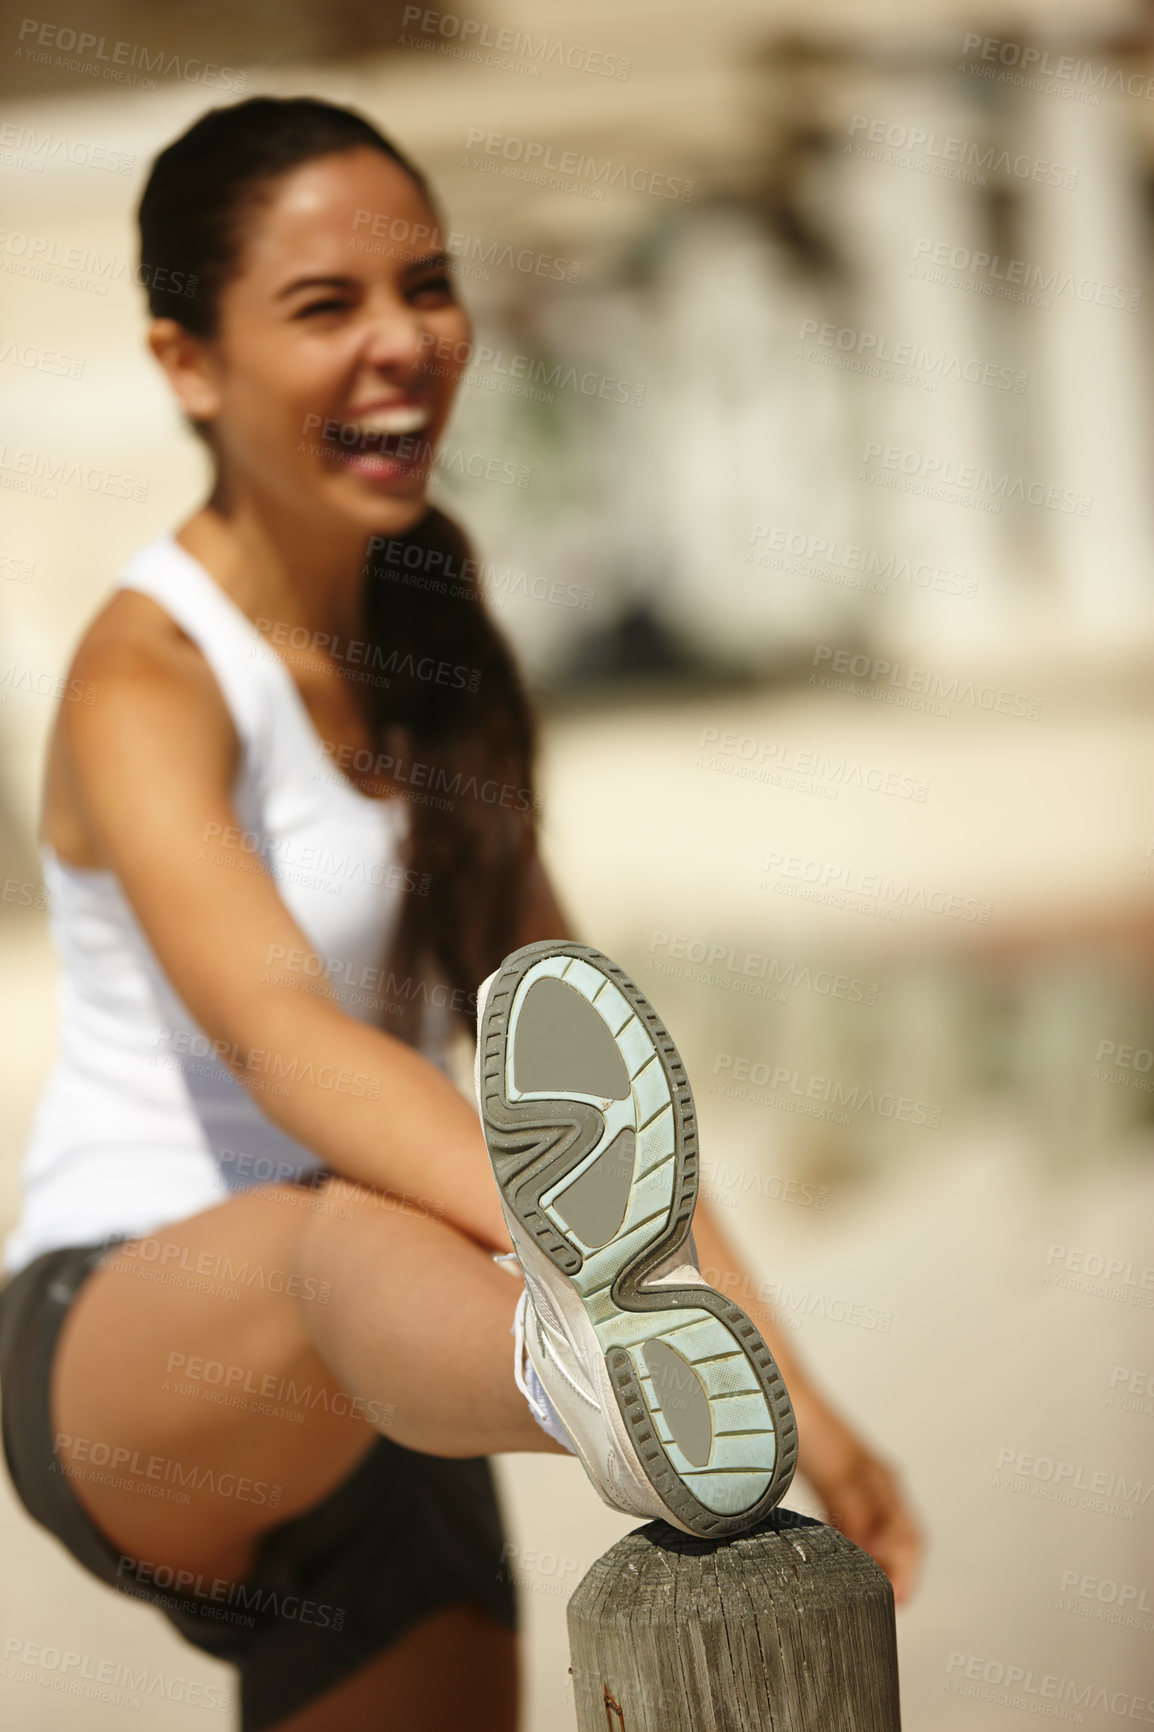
[475,941,797,1538]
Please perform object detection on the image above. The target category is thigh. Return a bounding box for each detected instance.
[49,1181,379,1584]
[265,1601,517,1732]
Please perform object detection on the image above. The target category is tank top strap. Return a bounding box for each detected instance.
[115,531,272,754]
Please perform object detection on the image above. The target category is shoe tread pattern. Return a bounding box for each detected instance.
[478,940,798,1535]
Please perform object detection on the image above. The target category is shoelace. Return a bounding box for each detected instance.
[510,1287,550,1422]
[512,1289,580,1454]
[493,1252,551,1421]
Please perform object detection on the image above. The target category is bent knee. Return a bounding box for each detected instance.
[290,1176,467,1288]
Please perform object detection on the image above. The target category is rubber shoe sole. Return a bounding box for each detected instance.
[477,939,797,1538]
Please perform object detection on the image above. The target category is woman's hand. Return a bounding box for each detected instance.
[687,1195,924,1602]
[791,1382,923,1605]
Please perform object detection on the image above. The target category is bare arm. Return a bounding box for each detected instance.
[64,625,513,1253]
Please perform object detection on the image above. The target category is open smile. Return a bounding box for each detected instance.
[319,403,435,480]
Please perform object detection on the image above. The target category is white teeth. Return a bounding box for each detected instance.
[346,405,431,436]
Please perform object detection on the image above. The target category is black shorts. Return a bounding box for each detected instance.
[0,1236,518,1730]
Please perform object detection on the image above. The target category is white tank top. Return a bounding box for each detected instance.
[3,530,444,1276]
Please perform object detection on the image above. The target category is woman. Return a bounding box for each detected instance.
[0,96,920,1731]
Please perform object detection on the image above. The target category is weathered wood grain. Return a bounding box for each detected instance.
[567,1509,900,1730]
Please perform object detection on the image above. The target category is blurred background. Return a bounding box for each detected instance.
[3,0,1154,1726]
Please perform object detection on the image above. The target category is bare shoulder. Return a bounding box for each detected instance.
[70,585,227,701]
[68,585,236,745]
[44,587,239,868]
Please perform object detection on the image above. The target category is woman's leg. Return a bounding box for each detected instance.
[292,1177,543,1458]
[50,1177,564,1587]
[266,1601,517,1732]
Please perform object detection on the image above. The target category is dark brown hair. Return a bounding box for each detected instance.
[137,96,539,1035]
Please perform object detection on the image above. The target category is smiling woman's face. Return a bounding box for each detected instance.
[156,146,473,539]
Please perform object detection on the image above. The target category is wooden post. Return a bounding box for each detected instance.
[566,1508,900,1731]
